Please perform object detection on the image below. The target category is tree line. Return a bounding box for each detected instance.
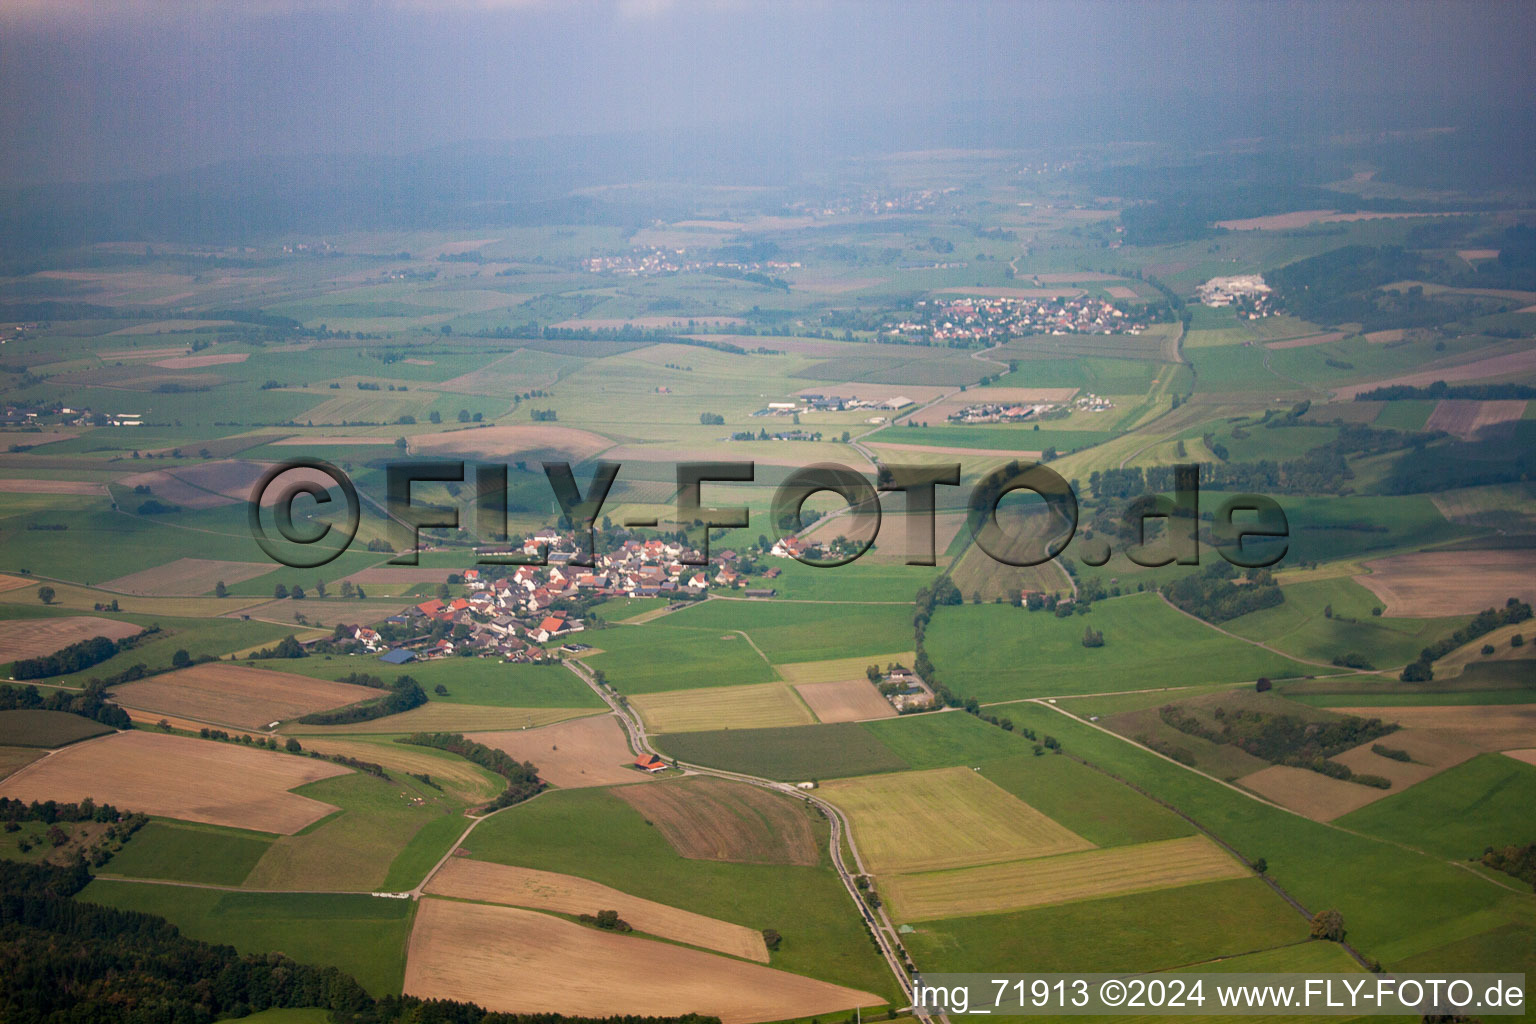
[399,732,544,810]
[1400,599,1532,681]
[0,681,130,730]
[298,675,427,726]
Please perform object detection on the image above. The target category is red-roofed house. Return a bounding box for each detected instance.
[634,754,667,773]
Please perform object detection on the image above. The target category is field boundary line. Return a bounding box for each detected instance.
[1028,699,1377,971]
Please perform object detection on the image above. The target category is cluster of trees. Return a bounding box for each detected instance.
[1401,598,1532,681]
[579,909,632,932]
[1159,704,1396,786]
[0,681,131,730]
[1481,842,1536,888]
[13,635,124,680]
[1080,626,1105,648]
[251,635,307,659]
[400,732,544,810]
[1163,563,1283,623]
[297,675,426,726]
[698,412,725,425]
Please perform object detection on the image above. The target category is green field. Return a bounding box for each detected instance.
[860,709,1029,769]
[106,820,274,885]
[654,721,910,781]
[80,881,412,996]
[249,656,604,709]
[978,753,1194,848]
[871,424,1120,453]
[1334,754,1536,863]
[924,593,1312,701]
[658,599,916,664]
[240,770,469,892]
[1224,576,1466,669]
[579,623,780,694]
[994,702,1530,968]
[0,708,112,747]
[904,878,1307,973]
[460,785,898,1000]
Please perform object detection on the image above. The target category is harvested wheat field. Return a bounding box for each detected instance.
[283,704,597,736]
[410,425,612,462]
[1264,332,1347,350]
[0,615,143,662]
[425,858,768,962]
[110,663,373,730]
[884,835,1248,922]
[102,557,272,596]
[1237,764,1390,821]
[821,766,1092,874]
[1424,399,1527,441]
[1357,550,1536,615]
[1330,705,1536,753]
[615,777,820,866]
[470,715,646,789]
[0,731,347,832]
[794,679,897,723]
[0,574,35,593]
[1104,286,1139,299]
[405,900,880,1024]
[1505,749,1536,767]
[630,682,815,733]
[1331,729,1480,789]
[0,478,104,495]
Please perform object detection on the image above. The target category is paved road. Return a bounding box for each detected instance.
[560,656,933,1022]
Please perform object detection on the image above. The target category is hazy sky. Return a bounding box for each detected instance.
[1,0,1532,185]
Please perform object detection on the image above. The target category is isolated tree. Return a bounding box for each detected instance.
[1253,857,1267,875]
[274,583,289,599]
[1310,909,1346,942]
[428,410,442,424]
[290,585,305,600]
[214,580,227,598]
[457,409,471,423]
[1255,677,1272,692]
[433,684,448,696]
[36,586,54,605]
[314,579,326,598]
[285,737,302,753]
[171,649,191,668]
[762,928,783,950]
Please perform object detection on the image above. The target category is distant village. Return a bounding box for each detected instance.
[341,530,782,665]
[332,527,934,714]
[581,246,801,277]
[881,294,1151,344]
[1196,274,1275,316]
[947,391,1113,424]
